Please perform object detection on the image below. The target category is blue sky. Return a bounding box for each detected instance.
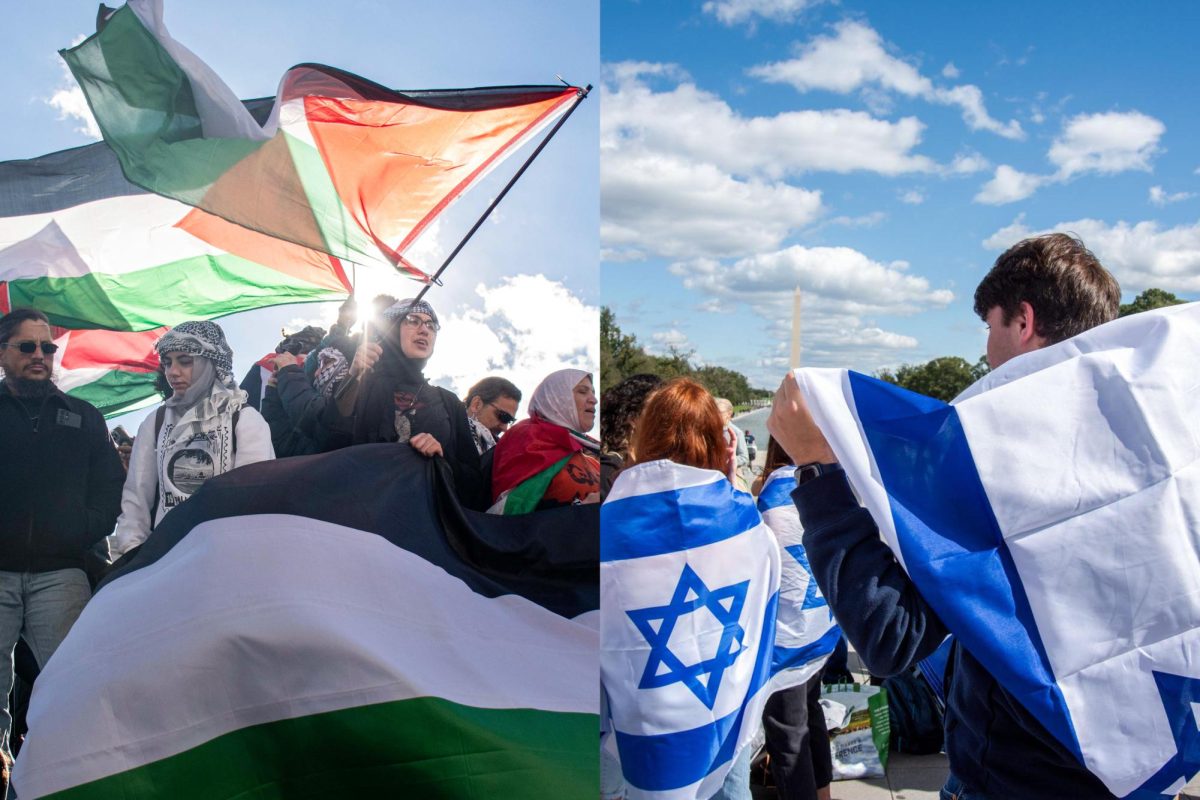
[1,0,598,429]
[601,1,1200,388]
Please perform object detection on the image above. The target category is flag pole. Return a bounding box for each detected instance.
[413,83,592,303]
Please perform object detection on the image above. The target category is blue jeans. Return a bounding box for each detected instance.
[711,747,753,800]
[940,773,989,800]
[0,569,91,762]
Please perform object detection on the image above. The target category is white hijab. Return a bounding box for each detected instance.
[530,368,591,432]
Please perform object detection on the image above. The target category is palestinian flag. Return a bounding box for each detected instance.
[0,126,352,332]
[62,0,583,278]
[13,445,599,798]
[52,326,162,417]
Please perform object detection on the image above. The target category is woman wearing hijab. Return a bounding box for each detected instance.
[109,321,274,560]
[321,298,485,508]
[489,368,599,514]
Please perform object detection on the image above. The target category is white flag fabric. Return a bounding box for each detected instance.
[756,465,841,681]
[794,302,1200,799]
[601,460,784,800]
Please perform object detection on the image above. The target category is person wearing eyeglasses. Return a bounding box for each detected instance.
[463,376,523,455]
[0,308,125,766]
[322,298,485,509]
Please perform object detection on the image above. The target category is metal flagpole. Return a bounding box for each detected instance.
[413,83,592,302]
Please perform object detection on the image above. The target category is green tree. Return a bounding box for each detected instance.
[600,307,653,392]
[693,364,754,405]
[1119,288,1185,317]
[877,356,979,402]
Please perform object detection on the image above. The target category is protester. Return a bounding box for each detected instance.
[261,344,352,457]
[109,320,275,560]
[598,373,662,496]
[238,325,325,411]
[303,293,398,386]
[767,233,1121,799]
[614,377,748,798]
[463,376,522,455]
[0,308,125,765]
[754,437,833,800]
[489,368,599,513]
[321,298,485,509]
[715,397,751,490]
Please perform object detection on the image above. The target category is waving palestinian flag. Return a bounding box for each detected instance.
[51,326,162,417]
[13,445,599,799]
[0,127,352,332]
[62,0,582,278]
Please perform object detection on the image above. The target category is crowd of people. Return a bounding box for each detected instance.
[600,233,1126,800]
[0,293,600,790]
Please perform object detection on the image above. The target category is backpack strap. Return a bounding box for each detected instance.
[150,406,166,530]
[232,408,240,457]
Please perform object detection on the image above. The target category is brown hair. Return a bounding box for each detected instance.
[761,436,793,476]
[629,377,727,472]
[973,233,1120,344]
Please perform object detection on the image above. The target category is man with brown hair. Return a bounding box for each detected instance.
[768,234,1122,799]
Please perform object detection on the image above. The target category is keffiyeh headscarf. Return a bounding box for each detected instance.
[312,346,350,399]
[381,298,439,327]
[153,321,247,507]
[530,368,599,451]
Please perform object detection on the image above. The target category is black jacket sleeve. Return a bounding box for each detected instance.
[793,469,949,677]
[441,389,486,511]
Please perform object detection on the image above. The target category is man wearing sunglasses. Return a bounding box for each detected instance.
[463,376,522,455]
[0,308,125,764]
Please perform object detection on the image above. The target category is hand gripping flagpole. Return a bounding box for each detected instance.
[413,83,592,303]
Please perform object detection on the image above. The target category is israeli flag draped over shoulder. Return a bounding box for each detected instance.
[757,465,841,679]
[795,303,1200,799]
[601,460,827,800]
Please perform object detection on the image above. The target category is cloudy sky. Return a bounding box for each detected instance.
[601,1,1200,388]
[1,0,598,429]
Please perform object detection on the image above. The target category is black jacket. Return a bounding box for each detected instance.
[0,382,125,572]
[261,365,324,457]
[793,470,1114,799]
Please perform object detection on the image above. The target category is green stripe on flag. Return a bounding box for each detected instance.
[63,370,159,418]
[503,456,573,516]
[45,698,597,800]
[282,130,381,261]
[9,253,346,331]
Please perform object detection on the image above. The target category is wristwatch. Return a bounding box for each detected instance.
[795,461,842,485]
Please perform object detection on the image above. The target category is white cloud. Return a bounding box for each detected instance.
[602,150,822,260]
[827,211,888,228]
[749,21,1023,139]
[1149,186,1194,207]
[603,63,937,179]
[671,245,954,316]
[601,64,935,260]
[982,216,1200,293]
[942,62,961,79]
[974,165,1046,205]
[429,274,599,425]
[702,0,820,26]
[900,189,925,205]
[1048,111,1164,178]
[972,111,1167,205]
[649,327,692,353]
[948,151,991,175]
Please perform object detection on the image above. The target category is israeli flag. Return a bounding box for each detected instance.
[757,465,841,680]
[795,303,1200,799]
[601,460,789,800]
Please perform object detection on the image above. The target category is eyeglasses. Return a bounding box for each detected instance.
[401,314,440,333]
[488,403,516,425]
[2,340,58,355]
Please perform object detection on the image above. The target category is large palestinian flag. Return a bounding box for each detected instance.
[0,123,352,332]
[63,0,583,278]
[13,445,599,798]
[51,326,162,417]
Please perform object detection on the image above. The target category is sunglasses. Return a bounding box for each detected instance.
[2,340,58,355]
[488,402,517,425]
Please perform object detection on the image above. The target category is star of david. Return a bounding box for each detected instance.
[626,563,749,709]
[1127,670,1200,799]
[784,544,830,614]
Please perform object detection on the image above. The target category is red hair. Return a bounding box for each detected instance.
[630,378,727,472]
